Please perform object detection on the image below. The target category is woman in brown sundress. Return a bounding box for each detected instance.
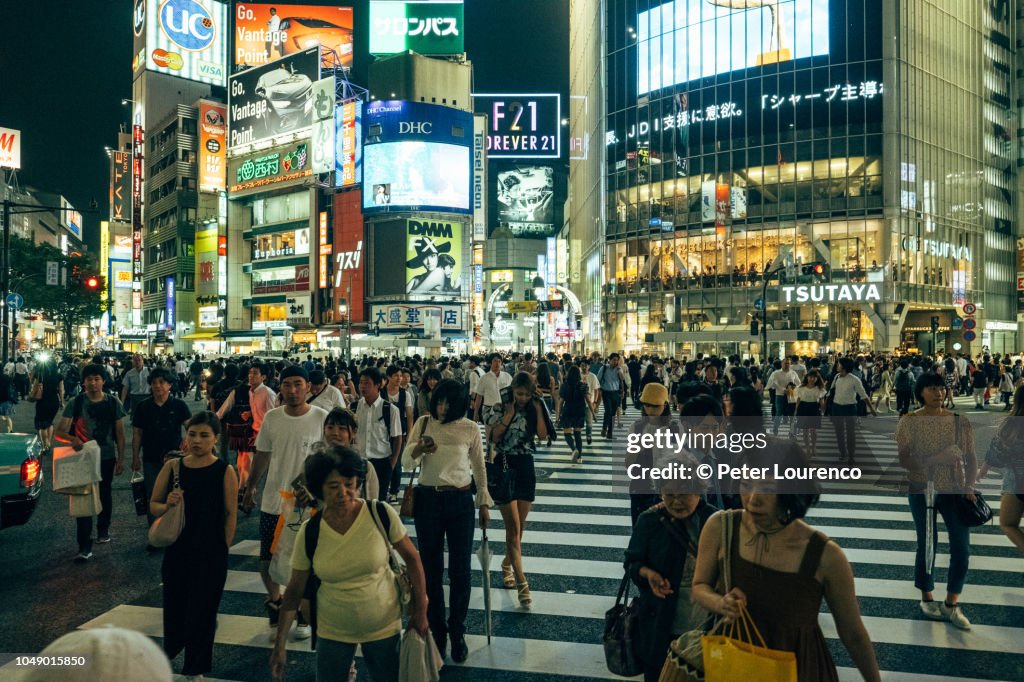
[692,438,880,682]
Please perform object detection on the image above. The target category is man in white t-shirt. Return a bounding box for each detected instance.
[355,366,403,498]
[472,353,512,423]
[582,359,600,445]
[767,358,801,436]
[243,365,327,639]
[307,370,345,412]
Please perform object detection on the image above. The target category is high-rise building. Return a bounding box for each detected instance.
[570,0,1022,356]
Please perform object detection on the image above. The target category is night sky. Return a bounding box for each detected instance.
[0,0,569,253]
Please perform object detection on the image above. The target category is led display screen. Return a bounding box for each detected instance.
[363,142,471,213]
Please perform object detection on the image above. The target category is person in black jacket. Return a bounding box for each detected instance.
[624,478,716,682]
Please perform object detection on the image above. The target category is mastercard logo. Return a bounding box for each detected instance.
[152,49,184,70]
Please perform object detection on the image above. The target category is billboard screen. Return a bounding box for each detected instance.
[335,101,362,187]
[473,94,561,159]
[638,0,830,95]
[233,3,354,68]
[405,218,463,296]
[0,127,21,169]
[139,0,228,86]
[495,165,556,239]
[369,1,464,55]
[228,47,320,150]
[362,101,472,213]
[110,151,132,222]
[198,101,227,191]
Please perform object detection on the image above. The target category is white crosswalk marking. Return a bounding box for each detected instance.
[69,404,1023,680]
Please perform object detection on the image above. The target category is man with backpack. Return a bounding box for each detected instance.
[354,367,403,499]
[893,360,916,415]
[217,363,278,494]
[54,364,127,563]
[383,365,414,503]
[971,361,990,410]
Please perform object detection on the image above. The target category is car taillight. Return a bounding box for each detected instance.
[20,458,40,488]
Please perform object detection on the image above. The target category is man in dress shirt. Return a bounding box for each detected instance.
[120,354,151,417]
[766,357,800,436]
[472,353,512,422]
[355,367,403,497]
[307,370,345,411]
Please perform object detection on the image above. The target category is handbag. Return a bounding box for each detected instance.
[400,416,429,517]
[659,510,737,682]
[603,573,643,677]
[368,500,413,616]
[957,490,993,527]
[701,605,797,682]
[131,470,148,516]
[486,454,515,503]
[68,482,102,517]
[147,459,185,548]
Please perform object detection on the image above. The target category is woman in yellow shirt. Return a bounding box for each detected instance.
[270,446,429,682]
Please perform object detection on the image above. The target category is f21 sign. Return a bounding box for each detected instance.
[474,93,560,159]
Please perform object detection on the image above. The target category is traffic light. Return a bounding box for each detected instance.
[84,275,102,292]
[801,262,825,279]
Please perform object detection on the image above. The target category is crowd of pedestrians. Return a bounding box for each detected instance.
[15,345,1024,680]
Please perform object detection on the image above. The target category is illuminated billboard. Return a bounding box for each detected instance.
[405,218,463,296]
[637,0,830,95]
[228,47,320,150]
[0,127,21,169]
[369,1,464,55]
[109,151,132,222]
[198,101,227,191]
[495,165,556,238]
[335,101,362,187]
[234,3,353,68]
[136,0,228,86]
[473,94,561,159]
[362,101,472,214]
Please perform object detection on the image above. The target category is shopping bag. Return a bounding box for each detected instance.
[52,441,101,491]
[69,483,102,517]
[269,491,300,586]
[702,606,796,682]
[131,470,148,516]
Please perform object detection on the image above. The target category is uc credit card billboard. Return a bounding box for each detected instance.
[362,101,472,214]
[135,0,229,86]
[234,3,354,68]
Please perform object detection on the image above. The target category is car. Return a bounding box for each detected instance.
[255,64,313,134]
[278,16,354,68]
[0,433,43,530]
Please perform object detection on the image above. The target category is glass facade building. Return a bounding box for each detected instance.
[586,0,1021,356]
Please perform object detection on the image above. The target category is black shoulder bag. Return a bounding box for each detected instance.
[953,415,993,527]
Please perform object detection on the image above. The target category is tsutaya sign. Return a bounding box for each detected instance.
[901,236,972,261]
[782,283,882,304]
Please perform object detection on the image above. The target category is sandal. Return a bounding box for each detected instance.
[501,559,515,588]
[517,580,532,608]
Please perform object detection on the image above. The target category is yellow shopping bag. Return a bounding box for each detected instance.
[702,606,796,682]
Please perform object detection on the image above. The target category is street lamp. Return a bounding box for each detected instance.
[532,275,545,358]
[339,297,350,360]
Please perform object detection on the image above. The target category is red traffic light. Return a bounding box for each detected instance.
[84,276,100,290]
[812,264,824,275]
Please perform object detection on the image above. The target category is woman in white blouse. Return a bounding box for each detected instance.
[794,369,826,459]
[403,379,492,664]
[829,357,877,464]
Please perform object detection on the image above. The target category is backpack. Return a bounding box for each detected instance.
[972,369,989,389]
[62,363,81,389]
[894,367,914,391]
[304,500,393,651]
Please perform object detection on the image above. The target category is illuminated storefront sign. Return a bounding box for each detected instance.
[781,283,882,304]
[231,143,310,192]
[198,101,227,192]
[474,94,561,160]
[369,0,464,55]
[901,236,971,261]
[335,100,361,187]
[132,123,144,281]
[252,228,310,260]
[371,304,463,330]
[165,277,176,330]
[110,151,132,222]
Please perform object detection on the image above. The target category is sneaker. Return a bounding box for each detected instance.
[919,600,943,620]
[572,451,583,465]
[940,602,972,630]
[74,552,93,563]
[387,493,399,504]
[294,612,311,640]
[95,535,112,544]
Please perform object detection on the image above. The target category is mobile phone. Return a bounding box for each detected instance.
[421,435,435,448]
[500,386,513,404]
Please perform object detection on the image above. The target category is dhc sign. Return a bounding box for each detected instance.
[781,284,882,304]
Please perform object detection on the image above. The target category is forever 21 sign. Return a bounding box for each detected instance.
[473,93,561,160]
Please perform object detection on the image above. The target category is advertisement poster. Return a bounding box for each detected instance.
[474,93,561,160]
[139,0,228,86]
[228,47,319,150]
[638,0,830,95]
[369,1,464,55]
[361,101,472,213]
[195,225,218,300]
[198,101,227,191]
[1017,236,1024,312]
[109,151,132,222]
[233,3,353,68]
[335,101,361,187]
[472,115,487,241]
[311,78,336,174]
[0,127,21,169]
[405,218,463,296]
[495,165,555,238]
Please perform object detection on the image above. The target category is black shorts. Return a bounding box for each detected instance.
[488,452,536,505]
[260,511,280,562]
